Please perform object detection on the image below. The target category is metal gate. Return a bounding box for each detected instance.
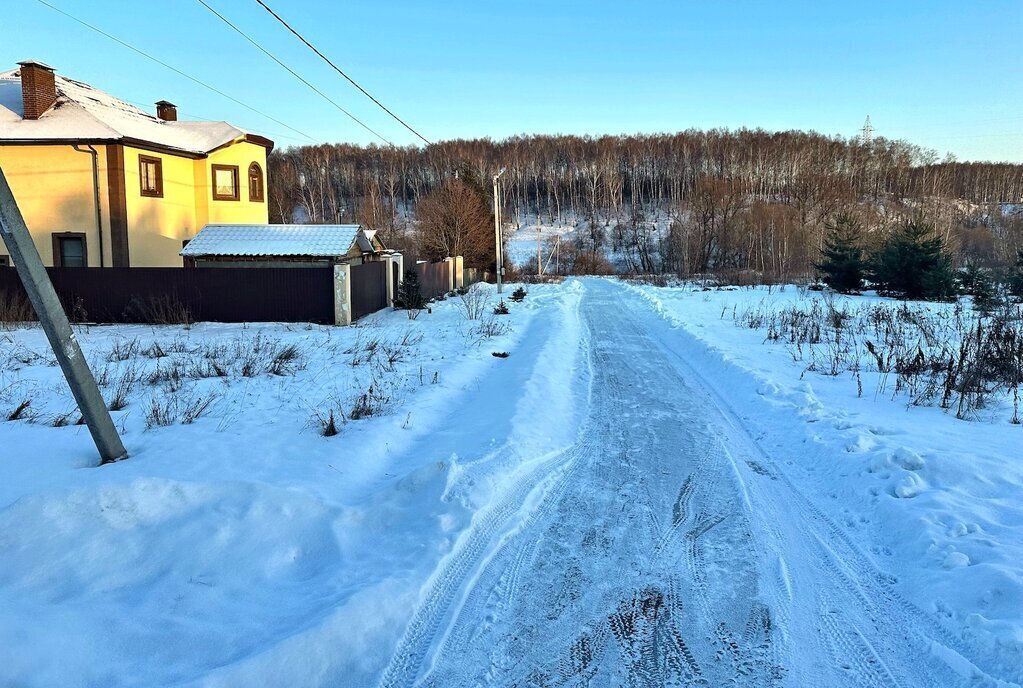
[351,261,388,320]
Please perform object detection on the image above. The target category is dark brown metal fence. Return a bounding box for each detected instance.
[351,261,388,320]
[416,260,450,300]
[0,267,334,324]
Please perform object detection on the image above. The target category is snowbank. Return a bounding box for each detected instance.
[0,283,577,687]
[621,280,1023,680]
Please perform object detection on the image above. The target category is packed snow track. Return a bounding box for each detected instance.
[377,278,1007,688]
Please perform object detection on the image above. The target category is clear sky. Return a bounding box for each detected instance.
[3,0,1022,161]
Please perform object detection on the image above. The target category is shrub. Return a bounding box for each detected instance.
[1007,252,1023,302]
[510,286,528,302]
[108,363,141,411]
[0,289,35,327]
[394,269,425,318]
[458,283,490,320]
[959,265,1003,315]
[816,214,866,293]
[122,294,193,326]
[318,409,339,437]
[6,399,31,422]
[493,299,510,315]
[869,221,957,301]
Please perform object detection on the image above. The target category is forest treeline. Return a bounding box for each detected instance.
[267,129,1023,278]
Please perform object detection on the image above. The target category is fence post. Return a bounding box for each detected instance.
[386,253,403,306]
[333,262,352,326]
[443,257,455,293]
[453,256,464,290]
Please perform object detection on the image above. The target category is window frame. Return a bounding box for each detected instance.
[211,164,240,201]
[0,255,9,267]
[247,162,265,202]
[52,232,88,268]
[138,155,164,198]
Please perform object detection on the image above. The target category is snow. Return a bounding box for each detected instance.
[181,224,364,257]
[0,283,574,687]
[621,279,1023,680]
[0,68,254,154]
[0,78,23,119]
[2,278,1021,686]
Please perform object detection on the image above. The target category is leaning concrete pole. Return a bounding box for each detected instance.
[0,165,127,465]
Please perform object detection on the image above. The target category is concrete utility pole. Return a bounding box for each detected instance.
[493,168,506,294]
[537,226,542,277]
[0,165,127,465]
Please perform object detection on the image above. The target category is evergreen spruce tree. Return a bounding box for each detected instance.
[869,222,957,300]
[816,214,866,293]
[394,268,425,312]
[1008,251,1023,302]
[960,264,1001,315]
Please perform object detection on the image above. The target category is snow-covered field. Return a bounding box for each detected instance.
[0,283,579,687]
[2,277,1021,687]
[622,280,1023,677]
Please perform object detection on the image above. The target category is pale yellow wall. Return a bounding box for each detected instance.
[1,138,270,268]
[0,144,113,267]
[197,141,270,227]
[123,145,198,267]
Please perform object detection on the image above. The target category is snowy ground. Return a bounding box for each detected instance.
[621,280,1023,682]
[0,283,573,687]
[504,216,579,268]
[504,210,674,272]
[1,279,1020,687]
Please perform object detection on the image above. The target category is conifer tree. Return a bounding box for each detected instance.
[816,214,866,293]
[869,222,957,300]
[394,268,425,312]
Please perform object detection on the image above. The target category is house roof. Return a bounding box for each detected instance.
[181,224,366,258]
[0,67,273,156]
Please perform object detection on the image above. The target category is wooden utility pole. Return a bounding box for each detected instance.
[0,165,127,465]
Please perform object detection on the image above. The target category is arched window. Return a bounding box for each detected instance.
[248,162,264,202]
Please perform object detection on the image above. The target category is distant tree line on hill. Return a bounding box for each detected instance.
[267,130,1023,278]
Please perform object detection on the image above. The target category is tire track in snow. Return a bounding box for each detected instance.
[376,443,582,688]
[623,278,993,687]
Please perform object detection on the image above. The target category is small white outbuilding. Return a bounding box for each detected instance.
[180,224,389,268]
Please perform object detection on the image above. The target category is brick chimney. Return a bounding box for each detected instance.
[17,60,57,120]
[155,100,177,122]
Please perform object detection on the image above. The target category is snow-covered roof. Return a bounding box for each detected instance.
[0,67,272,156]
[181,224,366,258]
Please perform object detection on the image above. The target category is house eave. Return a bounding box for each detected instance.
[0,134,272,159]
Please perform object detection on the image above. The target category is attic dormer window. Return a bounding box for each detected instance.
[139,155,163,197]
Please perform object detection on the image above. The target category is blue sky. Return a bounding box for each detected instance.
[3,0,1022,161]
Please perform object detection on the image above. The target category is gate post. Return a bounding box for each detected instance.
[386,253,403,306]
[443,257,455,293]
[453,255,464,290]
[333,262,352,326]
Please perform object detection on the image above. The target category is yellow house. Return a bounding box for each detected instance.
[0,60,274,268]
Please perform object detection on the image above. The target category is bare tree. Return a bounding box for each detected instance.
[415,178,494,266]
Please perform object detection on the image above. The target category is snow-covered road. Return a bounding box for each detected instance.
[378,278,1005,688]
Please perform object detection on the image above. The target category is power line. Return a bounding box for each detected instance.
[253,0,432,145]
[34,0,316,143]
[122,99,309,143]
[195,0,392,145]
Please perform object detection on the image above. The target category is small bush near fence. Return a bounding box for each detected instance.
[0,288,35,327]
[395,268,426,319]
[458,283,490,320]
